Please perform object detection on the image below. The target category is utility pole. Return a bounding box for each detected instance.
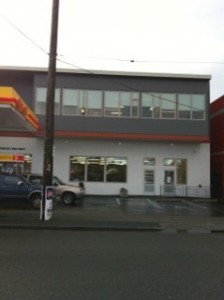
[42,0,60,221]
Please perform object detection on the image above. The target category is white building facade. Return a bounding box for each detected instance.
[0,67,211,197]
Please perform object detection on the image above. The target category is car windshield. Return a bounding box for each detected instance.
[20,175,31,185]
[53,176,65,185]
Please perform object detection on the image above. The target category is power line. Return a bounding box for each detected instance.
[1,13,224,66]
[112,58,224,64]
[0,13,49,56]
[0,13,206,111]
[58,54,224,65]
[57,58,204,112]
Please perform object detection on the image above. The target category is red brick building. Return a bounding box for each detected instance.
[210,96,224,198]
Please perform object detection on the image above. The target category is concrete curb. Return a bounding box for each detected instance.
[1,223,224,233]
[0,224,162,231]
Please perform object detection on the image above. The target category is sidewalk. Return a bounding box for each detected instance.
[1,201,224,233]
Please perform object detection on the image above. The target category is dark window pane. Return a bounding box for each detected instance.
[70,156,85,181]
[106,158,127,182]
[87,157,104,182]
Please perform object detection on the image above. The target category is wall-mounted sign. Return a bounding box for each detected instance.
[0,147,26,151]
[0,154,24,162]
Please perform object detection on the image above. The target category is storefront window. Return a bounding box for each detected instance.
[87,157,104,182]
[176,159,187,184]
[23,154,32,174]
[106,157,127,182]
[69,156,85,181]
[0,154,31,174]
[69,156,127,183]
[163,158,187,184]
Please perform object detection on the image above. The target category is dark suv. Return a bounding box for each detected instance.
[0,173,42,209]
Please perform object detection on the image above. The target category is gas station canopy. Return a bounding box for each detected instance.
[0,87,40,132]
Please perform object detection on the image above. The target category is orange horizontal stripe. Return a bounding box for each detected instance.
[35,130,210,142]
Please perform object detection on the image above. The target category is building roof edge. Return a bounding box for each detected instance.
[0,65,212,80]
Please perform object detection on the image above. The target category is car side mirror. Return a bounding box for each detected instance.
[18,181,24,186]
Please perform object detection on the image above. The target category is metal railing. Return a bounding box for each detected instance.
[160,185,211,198]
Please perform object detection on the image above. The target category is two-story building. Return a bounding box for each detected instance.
[0,66,211,197]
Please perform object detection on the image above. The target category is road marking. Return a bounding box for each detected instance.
[116,198,121,206]
[181,199,208,210]
[147,199,163,209]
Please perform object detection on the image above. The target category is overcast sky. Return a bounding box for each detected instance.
[0,0,224,102]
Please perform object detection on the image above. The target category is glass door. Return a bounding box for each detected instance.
[164,170,175,195]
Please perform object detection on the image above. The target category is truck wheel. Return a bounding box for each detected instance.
[62,193,75,205]
[30,194,41,209]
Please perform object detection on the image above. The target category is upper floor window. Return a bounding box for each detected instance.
[160,93,176,119]
[178,94,191,119]
[178,94,205,120]
[62,89,103,116]
[35,87,206,121]
[104,91,139,117]
[142,94,152,118]
[142,93,176,119]
[62,89,79,115]
[86,90,102,116]
[35,87,60,115]
[191,94,205,119]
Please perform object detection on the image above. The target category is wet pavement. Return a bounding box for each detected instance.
[0,196,224,232]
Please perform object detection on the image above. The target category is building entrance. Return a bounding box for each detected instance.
[164,170,175,195]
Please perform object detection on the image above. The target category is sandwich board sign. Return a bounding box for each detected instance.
[40,186,54,221]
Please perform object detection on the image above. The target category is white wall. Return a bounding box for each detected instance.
[0,136,210,196]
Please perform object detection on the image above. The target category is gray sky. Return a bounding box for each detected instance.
[0,0,224,101]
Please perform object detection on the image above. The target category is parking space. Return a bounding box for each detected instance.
[82,197,223,217]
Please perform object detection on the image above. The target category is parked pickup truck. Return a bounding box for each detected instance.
[23,173,85,206]
[0,173,43,209]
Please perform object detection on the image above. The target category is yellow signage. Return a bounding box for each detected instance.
[0,154,24,162]
[0,154,14,161]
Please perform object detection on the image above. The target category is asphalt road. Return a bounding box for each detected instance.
[1,196,224,217]
[1,229,224,300]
